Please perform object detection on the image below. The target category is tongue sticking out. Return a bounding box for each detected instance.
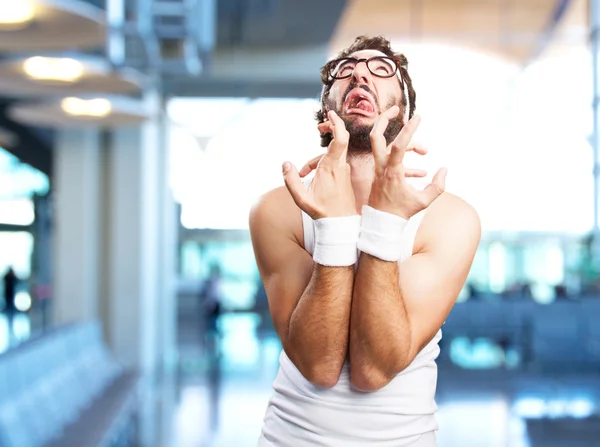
[354,99,374,113]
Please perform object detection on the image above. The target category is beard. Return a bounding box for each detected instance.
[325,84,405,155]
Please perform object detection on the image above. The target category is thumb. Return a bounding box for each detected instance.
[282,161,315,215]
[421,167,447,204]
[299,154,324,177]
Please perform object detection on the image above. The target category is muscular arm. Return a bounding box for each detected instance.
[250,187,353,388]
[288,264,354,387]
[349,193,481,391]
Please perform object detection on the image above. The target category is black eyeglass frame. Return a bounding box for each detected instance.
[326,56,405,88]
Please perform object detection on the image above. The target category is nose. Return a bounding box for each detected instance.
[351,60,373,85]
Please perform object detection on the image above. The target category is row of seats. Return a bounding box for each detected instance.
[527,416,600,446]
[0,321,139,447]
[443,299,600,369]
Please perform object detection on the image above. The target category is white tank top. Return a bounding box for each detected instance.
[258,207,442,446]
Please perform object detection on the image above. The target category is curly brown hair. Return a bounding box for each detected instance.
[315,35,416,148]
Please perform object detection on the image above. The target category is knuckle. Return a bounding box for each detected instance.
[319,162,333,173]
[391,142,403,152]
[384,169,403,181]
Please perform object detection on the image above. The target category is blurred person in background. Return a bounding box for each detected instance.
[3,267,18,320]
[200,264,223,434]
[200,264,223,351]
[250,35,481,446]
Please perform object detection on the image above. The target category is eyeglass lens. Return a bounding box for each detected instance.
[331,57,396,79]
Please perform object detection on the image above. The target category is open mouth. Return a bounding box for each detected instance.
[344,89,377,117]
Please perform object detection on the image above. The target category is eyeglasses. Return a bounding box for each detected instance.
[327,56,402,84]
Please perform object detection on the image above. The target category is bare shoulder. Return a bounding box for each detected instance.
[250,185,292,219]
[415,192,481,252]
[426,192,480,223]
[249,185,304,246]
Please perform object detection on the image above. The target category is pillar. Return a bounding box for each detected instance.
[51,92,177,381]
[52,129,102,324]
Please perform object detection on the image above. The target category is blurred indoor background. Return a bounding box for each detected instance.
[0,0,599,446]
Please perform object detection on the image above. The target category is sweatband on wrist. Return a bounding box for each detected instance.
[313,215,361,267]
[357,205,409,262]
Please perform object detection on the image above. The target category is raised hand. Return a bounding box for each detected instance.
[368,106,446,219]
[282,111,356,219]
[299,144,430,178]
[298,153,324,178]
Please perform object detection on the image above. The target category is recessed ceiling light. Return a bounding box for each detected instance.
[61,97,112,117]
[0,1,35,29]
[23,57,84,83]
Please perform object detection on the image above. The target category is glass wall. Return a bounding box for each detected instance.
[168,40,597,373]
[179,237,259,311]
[0,147,48,279]
[0,147,50,348]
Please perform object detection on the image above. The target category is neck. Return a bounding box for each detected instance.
[347,151,374,214]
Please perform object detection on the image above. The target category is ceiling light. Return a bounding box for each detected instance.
[61,97,112,117]
[23,57,84,83]
[0,1,35,29]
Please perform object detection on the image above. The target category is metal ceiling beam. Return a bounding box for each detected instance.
[163,78,321,98]
[0,224,31,232]
[525,0,573,66]
[217,0,348,48]
[163,43,329,97]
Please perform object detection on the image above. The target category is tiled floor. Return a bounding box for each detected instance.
[151,374,598,446]
[150,363,600,447]
[3,310,600,446]
[150,314,600,447]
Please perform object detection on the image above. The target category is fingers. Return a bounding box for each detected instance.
[325,111,349,159]
[406,141,428,156]
[420,167,447,203]
[404,168,427,178]
[431,167,447,189]
[299,154,324,177]
[397,115,422,148]
[388,115,421,168]
[370,105,400,171]
[317,121,332,134]
[282,162,316,215]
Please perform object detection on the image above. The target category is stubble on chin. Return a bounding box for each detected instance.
[323,96,404,155]
[343,113,404,155]
[345,120,373,155]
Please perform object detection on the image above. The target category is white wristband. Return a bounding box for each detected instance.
[357,205,409,262]
[313,215,361,267]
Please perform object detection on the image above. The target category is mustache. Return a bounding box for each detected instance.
[343,83,379,108]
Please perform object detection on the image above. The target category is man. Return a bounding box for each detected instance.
[249,35,481,446]
[3,267,17,315]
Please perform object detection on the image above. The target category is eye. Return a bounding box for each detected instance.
[333,59,356,77]
[369,58,396,76]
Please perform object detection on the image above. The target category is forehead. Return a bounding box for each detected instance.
[348,49,389,59]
